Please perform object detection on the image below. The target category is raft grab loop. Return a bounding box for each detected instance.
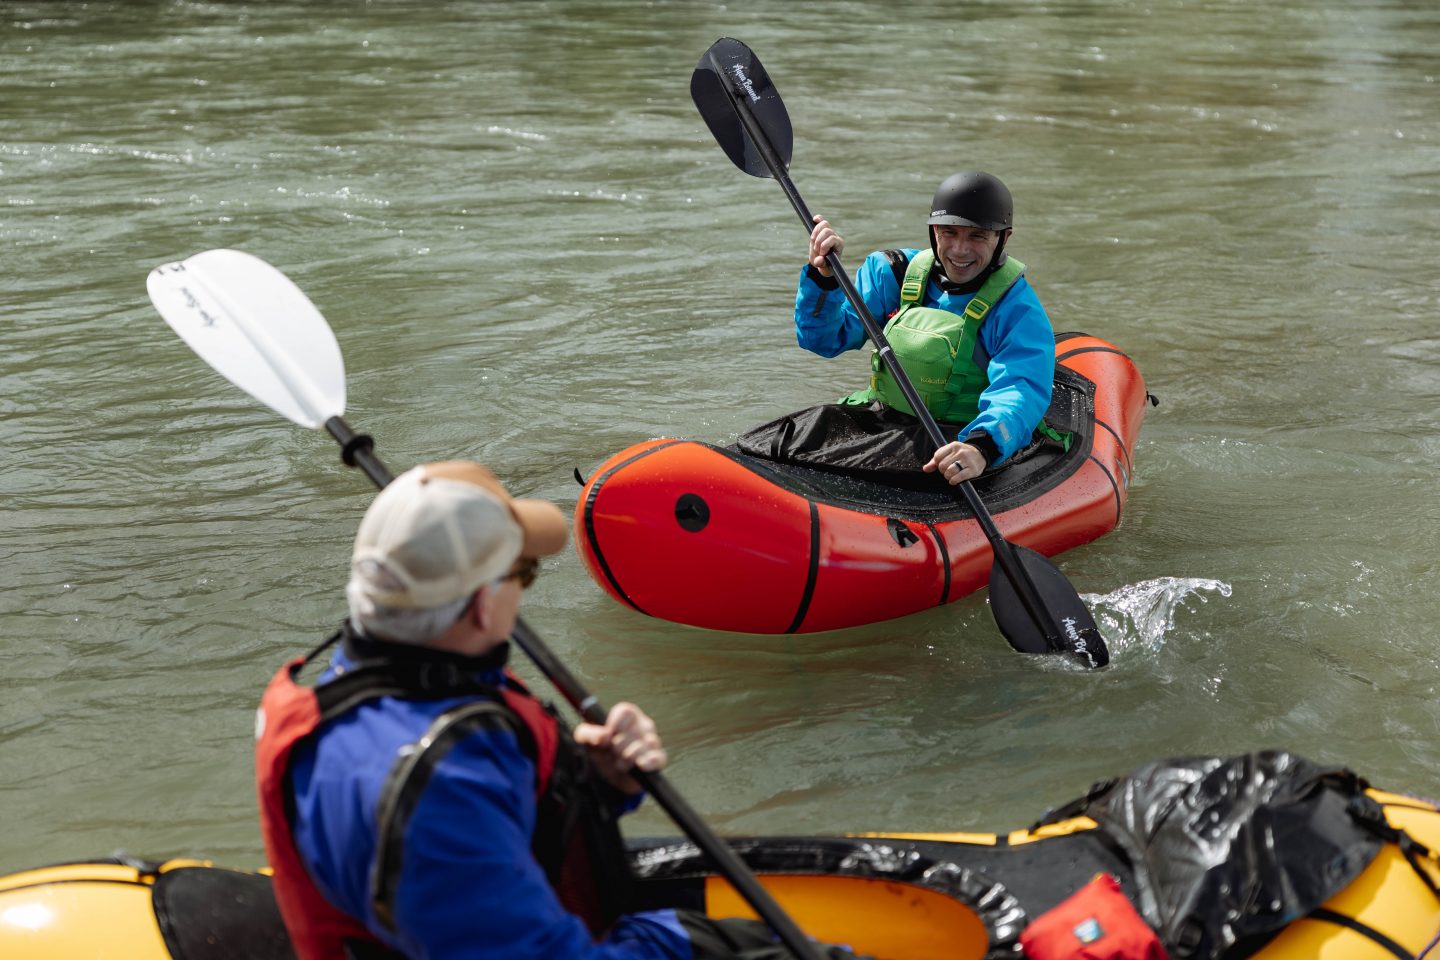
[886,517,920,548]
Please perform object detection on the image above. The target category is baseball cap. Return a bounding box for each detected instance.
[349,460,567,610]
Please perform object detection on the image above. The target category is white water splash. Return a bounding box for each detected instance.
[1087,577,1232,653]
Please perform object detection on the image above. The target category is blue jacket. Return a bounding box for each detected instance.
[794,249,1055,464]
[287,641,691,959]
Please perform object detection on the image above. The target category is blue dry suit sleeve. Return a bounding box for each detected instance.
[961,276,1054,464]
[380,730,691,960]
[793,250,1054,465]
[793,251,898,358]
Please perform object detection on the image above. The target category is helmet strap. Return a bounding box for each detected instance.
[992,228,1011,265]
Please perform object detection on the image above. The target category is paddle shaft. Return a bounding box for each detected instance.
[716,71,1066,649]
[325,417,392,489]
[323,419,825,960]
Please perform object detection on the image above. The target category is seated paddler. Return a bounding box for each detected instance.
[734,171,1057,488]
[255,459,869,960]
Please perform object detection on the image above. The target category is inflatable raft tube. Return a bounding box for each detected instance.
[576,332,1150,634]
[2,767,1436,959]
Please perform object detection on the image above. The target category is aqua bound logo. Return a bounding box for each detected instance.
[1062,616,1088,653]
[726,64,761,102]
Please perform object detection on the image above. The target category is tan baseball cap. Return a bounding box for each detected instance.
[349,460,567,610]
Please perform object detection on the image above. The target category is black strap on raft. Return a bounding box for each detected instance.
[1344,789,1440,900]
[1027,777,1119,831]
[1306,908,1411,960]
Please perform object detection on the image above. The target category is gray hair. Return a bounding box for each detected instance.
[346,577,473,646]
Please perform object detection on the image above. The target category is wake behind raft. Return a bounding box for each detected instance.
[575,332,1152,634]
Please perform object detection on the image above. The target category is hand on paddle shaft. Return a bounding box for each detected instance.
[147,249,830,960]
[692,37,1109,669]
[809,215,985,485]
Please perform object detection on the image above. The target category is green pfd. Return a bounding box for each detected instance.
[842,250,1025,424]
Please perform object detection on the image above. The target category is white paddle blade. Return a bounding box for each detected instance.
[146,249,346,429]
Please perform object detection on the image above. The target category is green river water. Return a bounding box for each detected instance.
[3,0,1439,873]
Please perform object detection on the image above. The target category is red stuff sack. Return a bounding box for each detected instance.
[1020,873,1168,960]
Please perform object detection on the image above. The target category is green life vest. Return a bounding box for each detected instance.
[841,249,1025,425]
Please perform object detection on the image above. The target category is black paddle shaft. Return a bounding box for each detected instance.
[702,43,1085,659]
[320,422,826,960]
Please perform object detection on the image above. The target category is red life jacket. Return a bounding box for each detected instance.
[255,632,627,960]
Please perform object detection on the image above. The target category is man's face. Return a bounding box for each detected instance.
[476,574,525,645]
[932,225,1006,285]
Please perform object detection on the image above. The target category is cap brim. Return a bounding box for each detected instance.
[511,498,568,558]
[418,459,569,559]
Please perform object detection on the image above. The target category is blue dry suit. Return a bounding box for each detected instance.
[794,249,1055,465]
[287,639,692,960]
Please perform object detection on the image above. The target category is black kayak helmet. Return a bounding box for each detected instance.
[927,171,1013,231]
[927,171,1013,283]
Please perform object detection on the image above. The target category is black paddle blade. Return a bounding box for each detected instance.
[988,545,1110,669]
[691,37,792,179]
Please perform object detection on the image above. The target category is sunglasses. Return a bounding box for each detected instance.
[504,557,540,589]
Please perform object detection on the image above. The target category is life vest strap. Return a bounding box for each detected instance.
[960,256,1026,324]
[370,700,530,931]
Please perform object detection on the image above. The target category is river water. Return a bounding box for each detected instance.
[3,0,1439,874]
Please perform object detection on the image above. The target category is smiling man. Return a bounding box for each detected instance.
[784,171,1056,485]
